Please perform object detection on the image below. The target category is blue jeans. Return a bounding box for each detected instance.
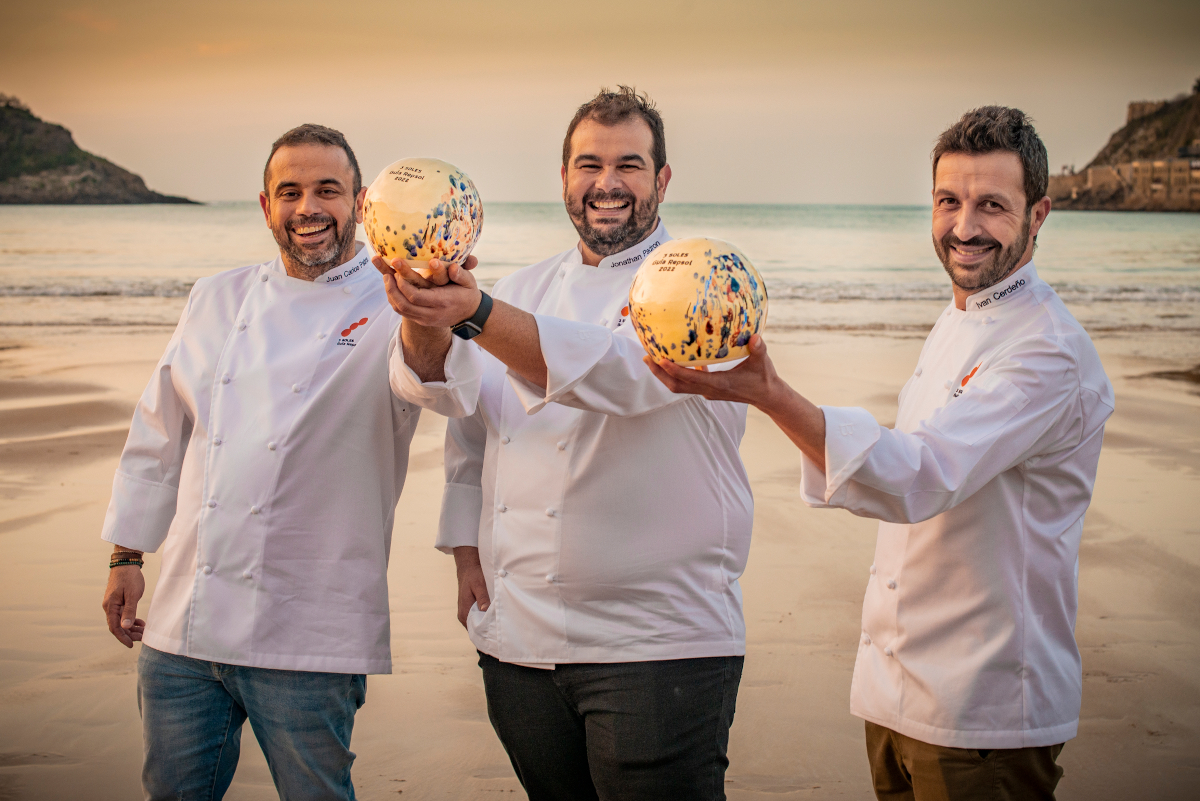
[137,645,366,801]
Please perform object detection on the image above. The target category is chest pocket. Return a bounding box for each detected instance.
[925,371,1030,447]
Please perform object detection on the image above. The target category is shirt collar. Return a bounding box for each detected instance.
[569,220,671,271]
[964,261,1040,313]
[316,241,372,286]
[268,241,373,287]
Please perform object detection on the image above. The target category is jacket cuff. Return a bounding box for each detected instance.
[389,326,483,418]
[100,471,179,553]
[817,406,882,504]
[508,315,614,414]
[435,482,484,553]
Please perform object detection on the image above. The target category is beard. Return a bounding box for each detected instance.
[565,186,660,258]
[270,211,357,280]
[933,212,1031,295]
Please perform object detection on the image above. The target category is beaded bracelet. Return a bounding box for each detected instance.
[110,556,144,569]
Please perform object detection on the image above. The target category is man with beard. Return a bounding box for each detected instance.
[377,87,752,799]
[100,124,425,800]
[645,106,1114,799]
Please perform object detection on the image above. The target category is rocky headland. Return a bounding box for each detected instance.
[0,95,195,205]
[1048,78,1199,212]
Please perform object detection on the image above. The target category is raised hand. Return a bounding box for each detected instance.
[645,335,828,470]
[643,335,779,405]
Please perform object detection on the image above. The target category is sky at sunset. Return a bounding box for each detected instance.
[4,0,1199,204]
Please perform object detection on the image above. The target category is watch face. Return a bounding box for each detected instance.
[452,321,483,340]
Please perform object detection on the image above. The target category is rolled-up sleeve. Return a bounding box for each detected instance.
[801,337,1080,524]
[508,315,689,417]
[100,297,194,553]
[388,324,484,418]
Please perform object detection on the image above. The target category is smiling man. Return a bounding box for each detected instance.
[99,124,423,800]
[646,107,1115,800]
[378,87,753,800]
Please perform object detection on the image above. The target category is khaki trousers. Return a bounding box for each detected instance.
[865,721,1065,801]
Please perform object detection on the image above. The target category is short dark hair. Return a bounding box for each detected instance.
[562,86,667,175]
[932,106,1048,211]
[263,124,362,196]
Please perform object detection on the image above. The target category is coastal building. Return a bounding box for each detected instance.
[1048,87,1200,212]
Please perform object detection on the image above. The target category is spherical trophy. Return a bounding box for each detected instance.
[628,237,767,366]
[363,157,483,277]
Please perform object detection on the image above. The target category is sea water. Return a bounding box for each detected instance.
[0,202,1196,334]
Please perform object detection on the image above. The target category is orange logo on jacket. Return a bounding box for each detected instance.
[341,317,368,337]
[961,364,980,388]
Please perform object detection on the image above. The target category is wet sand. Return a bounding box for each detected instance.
[0,320,1196,800]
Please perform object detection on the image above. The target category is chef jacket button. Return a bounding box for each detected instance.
[556,441,567,451]
[497,569,508,577]
[207,500,217,508]
[213,437,222,446]
[267,441,277,451]
[497,504,507,513]
[884,647,893,657]
[238,322,247,331]
[221,375,231,385]
[914,367,923,377]
[202,565,212,575]
[869,564,877,575]
[600,318,608,326]
[251,506,261,515]
[260,274,268,283]
[318,332,326,339]
[944,380,953,390]
[343,287,352,295]
[887,579,897,590]
[243,570,253,579]
[545,574,556,583]
[984,316,994,324]
[862,634,871,645]
[291,384,300,393]
[501,436,511,444]
[545,508,555,517]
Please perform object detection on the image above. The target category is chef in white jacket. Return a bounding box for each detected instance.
[648,107,1114,800]
[378,88,751,800]
[99,125,423,801]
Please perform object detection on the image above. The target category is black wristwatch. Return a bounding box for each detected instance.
[451,291,493,340]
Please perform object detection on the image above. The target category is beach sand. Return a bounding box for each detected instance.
[0,317,1196,800]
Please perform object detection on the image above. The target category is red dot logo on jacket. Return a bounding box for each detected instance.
[340,317,368,337]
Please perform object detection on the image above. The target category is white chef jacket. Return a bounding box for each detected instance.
[801,262,1113,749]
[101,243,420,675]
[391,223,754,665]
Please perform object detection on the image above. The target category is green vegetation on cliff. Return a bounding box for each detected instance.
[0,95,196,204]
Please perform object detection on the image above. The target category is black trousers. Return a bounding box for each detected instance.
[478,651,743,801]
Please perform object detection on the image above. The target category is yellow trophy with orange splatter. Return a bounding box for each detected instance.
[628,238,768,366]
[363,157,483,278]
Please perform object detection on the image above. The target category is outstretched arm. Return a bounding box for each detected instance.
[645,335,826,471]
[375,256,548,389]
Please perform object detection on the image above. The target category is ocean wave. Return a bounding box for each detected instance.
[755,280,1200,304]
[2,277,1197,304]
[0,279,197,298]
